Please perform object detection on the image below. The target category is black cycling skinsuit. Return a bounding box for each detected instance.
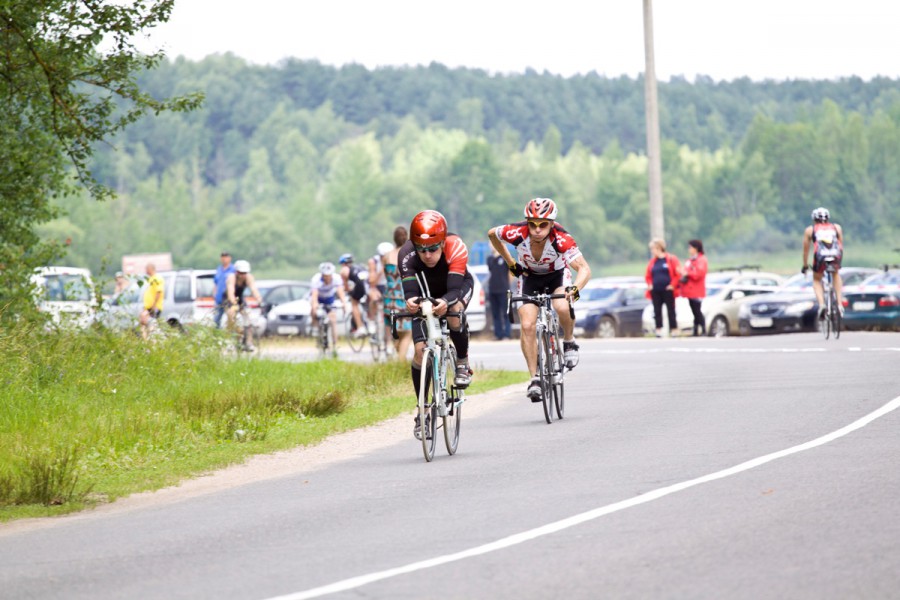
[346,264,367,301]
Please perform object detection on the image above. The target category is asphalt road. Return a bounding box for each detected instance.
[2,332,899,599]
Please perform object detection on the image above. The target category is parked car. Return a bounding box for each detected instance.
[642,270,785,336]
[96,276,145,330]
[574,277,649,338]
[737,267,881,335]
[264,294,312,337]
[31,266,97,328]
[257,279,312,337]
[841,269,900,331]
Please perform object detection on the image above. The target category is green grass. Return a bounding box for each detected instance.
[0,325,526,521]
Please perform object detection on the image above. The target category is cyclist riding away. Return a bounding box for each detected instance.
[488,197,592,402]
[399,210,474,438]
[802,207,844,320]
[310,261,348,350]
[226,260,263,351]
[339,253,369,338]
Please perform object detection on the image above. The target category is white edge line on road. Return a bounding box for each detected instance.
[265,393,900,600]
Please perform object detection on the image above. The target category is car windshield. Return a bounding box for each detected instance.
[862,271,900,286]
[583,287,618,301]
[41,274,92,301]
[706,285,723,296]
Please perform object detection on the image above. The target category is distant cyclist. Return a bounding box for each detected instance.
[369,241,394,349]
[399,210,474,438]
[226,260,263,351]
[339,253,368,338]
[802,207,844,320]
[310,261,348,350]
[488,198,591,402]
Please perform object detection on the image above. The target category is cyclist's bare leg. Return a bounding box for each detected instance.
[552,286,575,340]
[350,298,365,331]
[518,304,539,376]
[811,271,825,309]
[327,310,339,349]
[226,305,238,334]
[834,272,843,306]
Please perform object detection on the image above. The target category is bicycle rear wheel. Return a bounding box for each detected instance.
[537,328,554,424]
[442,347,461,455]
[550,334,565,419]
[345,313,366,353]
[831,288,842,339]
[419,349,438,462]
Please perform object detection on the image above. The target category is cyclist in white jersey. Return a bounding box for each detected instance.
[310,262,348,336]
[488,198,591,402]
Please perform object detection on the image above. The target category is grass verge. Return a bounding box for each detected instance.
[0,325,525,522]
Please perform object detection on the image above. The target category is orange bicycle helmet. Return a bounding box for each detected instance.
[524,198,558,220]
[410,210,448,245]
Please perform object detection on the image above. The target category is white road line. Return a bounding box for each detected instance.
[264,394,900,600]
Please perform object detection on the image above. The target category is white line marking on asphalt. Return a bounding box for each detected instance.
[264,393,900,600]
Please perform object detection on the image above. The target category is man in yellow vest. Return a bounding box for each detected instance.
[141,263,164,339]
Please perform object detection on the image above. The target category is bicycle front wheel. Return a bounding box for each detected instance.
[537,328,554,424]
[442,347,461,455]
[551,334,565,419]
[345,314,366,353]
[419,349,438,462]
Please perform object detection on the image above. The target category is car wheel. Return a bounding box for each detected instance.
[709,315,728,337]
[597,316,618,338]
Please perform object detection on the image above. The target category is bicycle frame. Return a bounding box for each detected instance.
[390,274,464,461]
[821,261,841,340]
[508,290,574,423]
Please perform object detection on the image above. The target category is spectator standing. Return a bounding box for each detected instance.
[114,271,131,295]
[645,238,681,337]
[486,246,512,340]
[680,239,708,336]
[382,226,412,361]
[140,263,164,340]
[212,252,234,328]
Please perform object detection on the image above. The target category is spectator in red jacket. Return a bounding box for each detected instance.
[645,238,681,337]
[679,239,708,336]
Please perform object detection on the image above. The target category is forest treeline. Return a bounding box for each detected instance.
[46,55,900,276]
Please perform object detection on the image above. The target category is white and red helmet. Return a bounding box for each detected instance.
[524,198,558,220]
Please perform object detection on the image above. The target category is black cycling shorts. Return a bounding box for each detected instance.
[410,279,473,344]
[519,271,565,305]
[147,308,161,319]
[349,282,367,302]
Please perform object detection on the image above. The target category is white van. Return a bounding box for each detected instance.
[32,266,97,328]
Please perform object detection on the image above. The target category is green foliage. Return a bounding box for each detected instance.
[0,1,201,322]
[26,54,900,278]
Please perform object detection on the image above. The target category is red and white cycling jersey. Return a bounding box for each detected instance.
[494,221,582,275]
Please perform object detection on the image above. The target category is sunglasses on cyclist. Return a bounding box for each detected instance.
[527,220,551,230]
[415,243,442,254]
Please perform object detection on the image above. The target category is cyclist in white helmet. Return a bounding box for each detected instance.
[226,259,263,351]
[310,261,348,348]
[802,207,844,319]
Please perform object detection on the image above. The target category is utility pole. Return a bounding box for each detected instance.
[643,0,665,241]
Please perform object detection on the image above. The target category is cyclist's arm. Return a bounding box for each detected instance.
[488,227,517,268]
[568,255,592,291]
[226,273,237,304]
[836,223,844,243]
[247,275,263,303]
[310,289,319,312]
[802,226,813,267]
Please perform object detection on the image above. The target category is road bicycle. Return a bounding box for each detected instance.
[508,290,574,424]
[344,304,389,362]
[820,260,842,340]
[313,305,339,359]
[391,280,465,462]
[230,306,260,357]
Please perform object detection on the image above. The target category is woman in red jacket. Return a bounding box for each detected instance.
[645,238,681,337]
[679,239,708,336]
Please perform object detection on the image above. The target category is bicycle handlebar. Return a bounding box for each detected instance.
[390,297,466,340]
[507,292,575,323]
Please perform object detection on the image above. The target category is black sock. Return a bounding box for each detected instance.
[411,363,431,400]
[449,327,469,363]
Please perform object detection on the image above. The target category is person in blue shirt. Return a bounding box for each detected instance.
[212,252,235,328]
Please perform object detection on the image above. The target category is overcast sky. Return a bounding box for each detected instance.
[139,0,900,81]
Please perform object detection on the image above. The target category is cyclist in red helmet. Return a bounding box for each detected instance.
[488,198,592,402]
[399,210,475,438]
